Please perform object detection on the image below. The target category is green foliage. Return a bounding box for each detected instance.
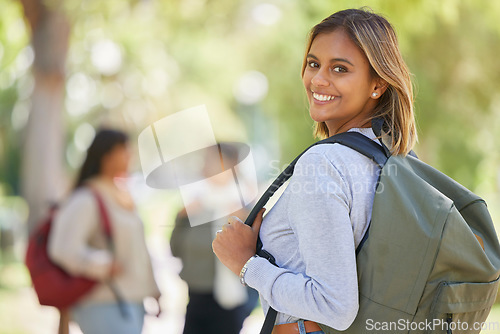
[0,0,30,195]
[379,0,500,192]
[1,0,499,216]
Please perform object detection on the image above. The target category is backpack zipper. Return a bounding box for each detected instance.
[446,313,453,334]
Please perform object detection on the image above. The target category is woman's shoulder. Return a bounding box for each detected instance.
[302,133,378,160]
[69,186,95,200]
[297,128,380,177]
[52,187,99,228]
[59,187,97,212]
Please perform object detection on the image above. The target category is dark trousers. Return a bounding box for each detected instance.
[183,289,258,334]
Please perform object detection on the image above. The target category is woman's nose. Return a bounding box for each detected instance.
[311,71,329,87]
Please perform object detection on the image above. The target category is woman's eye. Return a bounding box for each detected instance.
[307,60,319,68]
[333,66,347,73]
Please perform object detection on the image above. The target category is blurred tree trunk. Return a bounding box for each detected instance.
[20,0,70,233]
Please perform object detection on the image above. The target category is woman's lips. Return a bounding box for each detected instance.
[312,91,338,103]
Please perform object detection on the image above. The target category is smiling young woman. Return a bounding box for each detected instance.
[302,9,417,154]
[213,8,417,334]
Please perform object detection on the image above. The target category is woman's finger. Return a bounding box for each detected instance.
[228,216,243,224]
[251,208,266,233]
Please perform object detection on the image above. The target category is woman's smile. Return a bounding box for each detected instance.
[312,91,339,103]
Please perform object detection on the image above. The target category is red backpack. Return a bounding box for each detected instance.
[25,189,112,310]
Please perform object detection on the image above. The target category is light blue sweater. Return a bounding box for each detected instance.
[244,128,380,330]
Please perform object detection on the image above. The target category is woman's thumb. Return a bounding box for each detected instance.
[252,208,266,233]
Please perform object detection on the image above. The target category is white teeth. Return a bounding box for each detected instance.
[312,92,336,101]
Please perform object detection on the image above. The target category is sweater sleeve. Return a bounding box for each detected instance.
[244,151,359,330]
[48,190,113,281]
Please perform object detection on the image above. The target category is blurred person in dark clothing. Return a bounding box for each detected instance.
[170,142,258,334]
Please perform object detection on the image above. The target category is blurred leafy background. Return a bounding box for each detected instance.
[1,0,500,333]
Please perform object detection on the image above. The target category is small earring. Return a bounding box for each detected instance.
[372,92,378,97]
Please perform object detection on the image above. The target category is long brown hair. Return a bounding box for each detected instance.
[302,8,417,155]
[75,129,129,189]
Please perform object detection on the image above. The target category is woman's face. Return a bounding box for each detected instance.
[102,143,131,177]
[302,29,383,135]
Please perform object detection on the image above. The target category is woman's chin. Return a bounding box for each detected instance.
[309,110,329,123]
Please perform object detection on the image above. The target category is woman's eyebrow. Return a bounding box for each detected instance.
[306,53,354,67]
[331,57,354,66]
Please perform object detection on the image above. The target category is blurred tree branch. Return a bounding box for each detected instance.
[19,0,70,232]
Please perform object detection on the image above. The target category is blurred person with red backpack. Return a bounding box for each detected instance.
[46,129,161,334]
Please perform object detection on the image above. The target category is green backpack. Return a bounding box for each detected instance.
[247,124,500,334]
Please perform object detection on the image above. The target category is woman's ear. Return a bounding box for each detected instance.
[371,78,388,99]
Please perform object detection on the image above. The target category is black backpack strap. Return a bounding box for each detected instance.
[319,132,388,168]
[260,307,279,334]
[246,132,389,265]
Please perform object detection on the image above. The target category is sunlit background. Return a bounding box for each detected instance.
[1,0,500,333]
